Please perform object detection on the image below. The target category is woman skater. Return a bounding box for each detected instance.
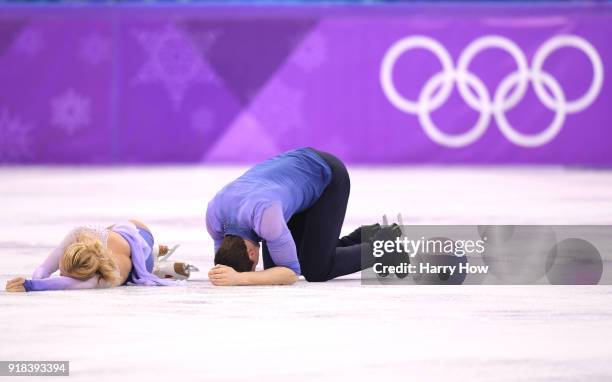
[5,219,181,292]
[206,147,400,286]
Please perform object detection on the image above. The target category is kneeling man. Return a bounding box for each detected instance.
[205,147,395,286]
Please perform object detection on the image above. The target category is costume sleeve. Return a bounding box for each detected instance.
[24,275,103,292]
[31,228,81,279]
[256,202,301,275]
[205,203,224,253]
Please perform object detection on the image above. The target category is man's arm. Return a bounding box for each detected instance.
[205,204,224,253]
[256,203,301,275]
[208,265,297,286]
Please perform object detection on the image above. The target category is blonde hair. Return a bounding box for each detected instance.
[60,232,121,286]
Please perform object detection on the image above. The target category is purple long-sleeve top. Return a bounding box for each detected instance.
[205,148,332,275]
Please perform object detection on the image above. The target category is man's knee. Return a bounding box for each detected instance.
[304,274,329,282]
[302,269,332,282]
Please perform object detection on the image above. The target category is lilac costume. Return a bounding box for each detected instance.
[23,221,176,292]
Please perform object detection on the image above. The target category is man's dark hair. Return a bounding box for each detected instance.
[214,235,253,272]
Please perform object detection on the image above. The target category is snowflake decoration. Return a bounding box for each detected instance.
[50,89,92,135]
[0,108,33,162]
[292,31,328,72]
[133,24,215,109]
[254,82,305,140]
[13,28,44,58]
[191,30,221,54]
[79,33,112,67]
[190,106,216,135]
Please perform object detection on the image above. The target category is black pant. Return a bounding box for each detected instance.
[262,149,369,281]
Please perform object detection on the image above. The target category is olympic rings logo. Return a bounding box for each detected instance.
[380,35,604,148]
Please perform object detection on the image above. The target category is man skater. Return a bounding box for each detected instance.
[205,147,400,286]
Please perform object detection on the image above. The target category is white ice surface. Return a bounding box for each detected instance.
[1,166,612,381]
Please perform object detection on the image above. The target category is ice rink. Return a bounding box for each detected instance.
[2,166,612,381]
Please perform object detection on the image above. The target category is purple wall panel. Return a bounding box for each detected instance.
[0,4,610,165]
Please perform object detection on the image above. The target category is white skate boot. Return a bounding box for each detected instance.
[152,244,199,280]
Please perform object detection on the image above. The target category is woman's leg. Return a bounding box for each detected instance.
[295,150,370,281]
[127,219,175,257]
[128,219,152,233]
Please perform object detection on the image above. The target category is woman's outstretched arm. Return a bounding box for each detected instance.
[6,275,107,292]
